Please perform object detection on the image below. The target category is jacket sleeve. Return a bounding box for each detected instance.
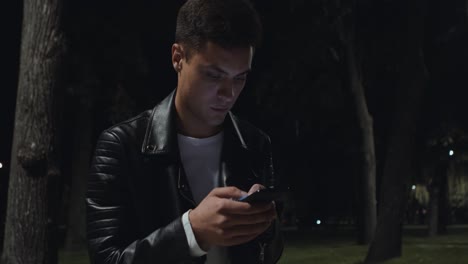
[86,130,192,264]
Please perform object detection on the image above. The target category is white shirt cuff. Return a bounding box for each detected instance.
[182,210,207,257]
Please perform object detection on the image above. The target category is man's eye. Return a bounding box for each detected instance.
[234,75,247,82]
[206,72,222,80]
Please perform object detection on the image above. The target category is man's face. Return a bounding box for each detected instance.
[173,41,253,137]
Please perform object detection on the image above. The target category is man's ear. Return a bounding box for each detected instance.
[171,43,184,72]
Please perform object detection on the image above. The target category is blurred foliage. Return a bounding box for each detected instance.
[413,185,430,207]
[448,165,468,208]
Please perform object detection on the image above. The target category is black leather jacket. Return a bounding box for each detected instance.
[86,90,284,264]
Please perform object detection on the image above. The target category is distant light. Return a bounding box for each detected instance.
[0,162,2,169]
[449,150,454,156]
[412,185,416,190]
[316,220,321,225]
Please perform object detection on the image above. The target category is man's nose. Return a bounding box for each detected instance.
[217,80,235,102]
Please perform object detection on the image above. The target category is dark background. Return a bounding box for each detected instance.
[1,0,468,251]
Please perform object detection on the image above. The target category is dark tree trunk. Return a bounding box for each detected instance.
[348,37,377,246]
[428,160,449,236]
[365,0,428,262]
[351,75,377,245]
[428,185,439,237]
[437,162,449,234]
[0,0,64,264]
[338,1,377,245]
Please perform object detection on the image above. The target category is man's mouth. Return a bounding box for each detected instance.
[211,106,230,112]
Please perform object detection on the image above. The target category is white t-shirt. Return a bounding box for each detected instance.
[178,131,230,264]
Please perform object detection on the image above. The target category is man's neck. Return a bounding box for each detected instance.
[176,117,222,138]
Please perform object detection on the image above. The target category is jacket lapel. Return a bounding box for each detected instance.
[220,112,259,191]
[141,89,178,156]
[139,90,195,211]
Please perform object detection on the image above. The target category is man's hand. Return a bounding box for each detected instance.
[189,185,276,251]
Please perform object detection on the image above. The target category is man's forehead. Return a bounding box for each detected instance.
[201,64,251,76]
[194,42,252,68]
[183,41,252,56]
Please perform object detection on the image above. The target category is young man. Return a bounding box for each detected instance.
[86,0,283,263]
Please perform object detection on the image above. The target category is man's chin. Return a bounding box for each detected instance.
[206,113,227,127]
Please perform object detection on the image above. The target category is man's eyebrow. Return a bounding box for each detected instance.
[235,69,251,76]
[203,65,251,76]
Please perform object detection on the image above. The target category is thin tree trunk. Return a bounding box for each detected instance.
[1,0,64,264]
[347,36,377,246]
[428,186,439,237]
[365,0,428,262]
[428,159,449,236]
[338,1,377,245]
[437,161,449,234]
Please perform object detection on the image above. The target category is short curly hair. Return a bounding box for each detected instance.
[175,0,262,58]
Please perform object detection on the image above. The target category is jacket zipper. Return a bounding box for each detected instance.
[177,167,196,207]
[258,242,266,263]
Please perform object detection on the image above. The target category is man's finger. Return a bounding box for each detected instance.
[222,210,276,227]
[219,199,274,215]
[247,184,265,195]
[210,186,247,199]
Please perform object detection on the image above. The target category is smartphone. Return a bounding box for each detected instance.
[238,188,286,203]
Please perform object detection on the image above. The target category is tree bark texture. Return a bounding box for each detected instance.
[1,0,64,264]
[428,160,449,236]
[346,28,377,246]
[428,186,439,237]
[365,0,428,262]
[437,162,449,234]
[338,1,377,245]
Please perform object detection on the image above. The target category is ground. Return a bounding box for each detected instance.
[60,225,468,264]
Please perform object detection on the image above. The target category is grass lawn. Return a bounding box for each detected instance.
[60,225,468,264]
[279,225,468,264]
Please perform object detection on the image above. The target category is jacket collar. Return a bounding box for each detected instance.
[141,89,250,155]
